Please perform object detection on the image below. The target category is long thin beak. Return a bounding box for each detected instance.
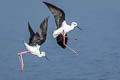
[45,56,49,60]
[77,26,82,30]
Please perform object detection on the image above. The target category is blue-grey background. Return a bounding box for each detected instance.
[0,0,120,80]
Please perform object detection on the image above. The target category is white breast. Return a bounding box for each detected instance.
[53,28,63,38]
[24,42,40,56]
[53,21,73,38]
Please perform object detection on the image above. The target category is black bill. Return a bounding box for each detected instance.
[77,26,82,30]
[45,56,49,60]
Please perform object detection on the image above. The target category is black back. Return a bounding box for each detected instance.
[43,1,65,29]
[28,17,49,46]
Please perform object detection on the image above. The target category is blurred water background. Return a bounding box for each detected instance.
[0,0,120,80]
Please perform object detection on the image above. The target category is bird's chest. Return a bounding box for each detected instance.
[30,48,40,55]
[26,46,40,56]
[61,26,71,33]
[55,27,70,35]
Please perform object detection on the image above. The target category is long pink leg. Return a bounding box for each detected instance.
[65,45,79,55]
[18,51,30,55]
[18,51,30,72]
[62,33,79,55]
[19,55,24,72]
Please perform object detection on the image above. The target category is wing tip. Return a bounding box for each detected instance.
[46,16,49,20]
[28,21,30,26]
[43,1,49,5]
[43,16,49,23]
[43,1,46,3]
[43,1,57,9]
[28,21,31,29]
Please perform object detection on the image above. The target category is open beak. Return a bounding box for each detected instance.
[44,56,49,60]
[77,26,82,30]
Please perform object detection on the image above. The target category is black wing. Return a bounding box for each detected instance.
[28,22,35,43]
[29,17,49,46]
[43,1,65,29]
[56,34,68,48]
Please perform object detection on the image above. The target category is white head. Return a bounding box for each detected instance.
[71,22,78,27]
[38,51,49,60]
[71,22,81,30]
[41,51,46,57]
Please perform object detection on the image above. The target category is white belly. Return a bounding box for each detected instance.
[53,28,63,38]
[53,26,71,38]
[24,43,40,56]
[53,21,74,38]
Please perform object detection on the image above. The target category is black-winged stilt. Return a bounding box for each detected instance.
[18,17,49,71]
[43,2,81,55]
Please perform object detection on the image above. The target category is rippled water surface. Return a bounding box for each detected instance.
[0,0,120,80]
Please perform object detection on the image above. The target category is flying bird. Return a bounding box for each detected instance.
[43,2,81,55]
[18,17,49,71]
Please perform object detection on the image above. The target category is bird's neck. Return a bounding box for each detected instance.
[62,21,74,32]
[67,25,74,32]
